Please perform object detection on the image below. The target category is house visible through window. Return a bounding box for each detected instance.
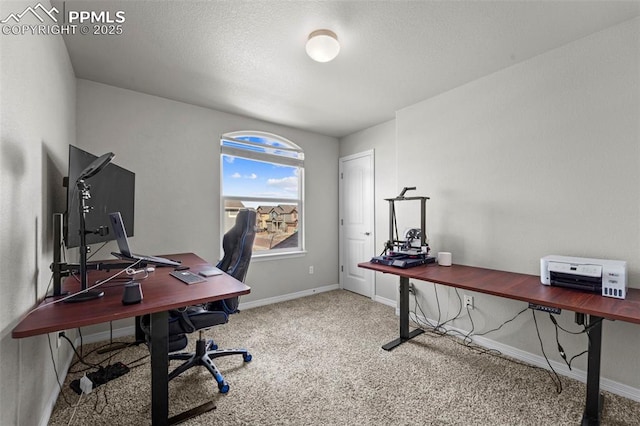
[221,131,304,255]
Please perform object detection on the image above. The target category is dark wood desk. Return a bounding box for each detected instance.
[359,261,640,426]
[13,253,251,426]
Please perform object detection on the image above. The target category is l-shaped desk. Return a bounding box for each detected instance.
[359,261,640,426]
[13,253,251,425]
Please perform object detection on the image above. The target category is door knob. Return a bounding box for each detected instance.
[364,232,371,236]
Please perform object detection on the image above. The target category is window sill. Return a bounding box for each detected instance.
[251,250,307,262]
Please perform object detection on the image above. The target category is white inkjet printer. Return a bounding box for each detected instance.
[540,255,627,299]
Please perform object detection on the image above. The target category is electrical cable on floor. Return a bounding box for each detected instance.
[69,327,119,373]
[461,306,530,356]
[67,337,131,374]
[67,391,84,426]
[93,320,141,355]
[550,314,603,335]
[549,314,570,369]
[408,284,571,393]
[125,353,151,369]
[432,283,442,325]
[532,310,563,393]
[74,326,129,369]
[62,333,102,371]
[64,335,137,417]
[410,288,561,380]
[567,350,589,369]
[411,287,493,354]
[412,287,464,335]
[93,382,109,414]
[411,286,466,339]
[78,327,84,363]
[48,333,72,407]
[474,307,529,337]
[462,304,475,345]
[435,288,464,331]
[412,289,440,329]
[548,314,589,370]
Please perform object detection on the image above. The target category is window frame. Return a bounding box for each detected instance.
[220,131,305,259]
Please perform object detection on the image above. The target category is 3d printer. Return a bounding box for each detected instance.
[370,187,436,268]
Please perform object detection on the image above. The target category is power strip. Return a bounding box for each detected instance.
[528,302,561,315]
[70,362,130,395]
[80,375,93,394]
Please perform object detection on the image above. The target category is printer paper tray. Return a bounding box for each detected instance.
[550,271,600,292]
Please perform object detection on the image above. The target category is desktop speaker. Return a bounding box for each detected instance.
[122,282,143,305]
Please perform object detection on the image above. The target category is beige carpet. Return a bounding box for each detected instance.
[49,290,640,425]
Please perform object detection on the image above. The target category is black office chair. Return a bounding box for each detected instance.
[143,209,256,393]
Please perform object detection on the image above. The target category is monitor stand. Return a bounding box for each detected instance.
[64,180,105,303]
[64,289,105,303]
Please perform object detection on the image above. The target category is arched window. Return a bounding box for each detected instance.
[220,131,304,256]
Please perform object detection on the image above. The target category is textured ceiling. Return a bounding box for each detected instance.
[55,1,640,138]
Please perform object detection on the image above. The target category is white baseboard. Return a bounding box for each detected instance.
[39,339,79,426]
[373,295,396,308]
[239,284,340,310]
[406,310,640,403]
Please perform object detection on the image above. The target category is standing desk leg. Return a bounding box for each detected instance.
[582,315,604,426]
[382,276,424,351]
[150,311,169,426]
[135,315,145,342]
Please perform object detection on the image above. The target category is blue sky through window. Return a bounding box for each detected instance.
[222,155,299,199]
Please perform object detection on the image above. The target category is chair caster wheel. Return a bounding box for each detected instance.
[218,383,229,393]
[243,354,252,362]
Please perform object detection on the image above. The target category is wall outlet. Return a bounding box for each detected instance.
[464,295,474,310]
[309,265,314,274]
[57,331,66,349]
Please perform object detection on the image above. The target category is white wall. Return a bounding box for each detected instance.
[342,18,640,394]
[75,80,340,310]
[397,19,640,278]
[339,120,399,302]
[0,1,77,424]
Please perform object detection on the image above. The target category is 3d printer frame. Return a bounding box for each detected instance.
[383,187,429,255]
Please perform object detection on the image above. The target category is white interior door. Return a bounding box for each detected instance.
[339,150,374,298]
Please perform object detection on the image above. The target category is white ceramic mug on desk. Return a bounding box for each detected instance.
[437,252,452,266]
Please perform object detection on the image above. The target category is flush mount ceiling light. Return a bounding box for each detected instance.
[305,29,340,63]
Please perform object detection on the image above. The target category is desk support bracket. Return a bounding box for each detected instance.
[382,276,424,350]
[582,315,604,426]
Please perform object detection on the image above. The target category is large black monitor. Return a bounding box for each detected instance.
[65,145,135,248]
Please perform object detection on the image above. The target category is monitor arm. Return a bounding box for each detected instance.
[50,259,136,297]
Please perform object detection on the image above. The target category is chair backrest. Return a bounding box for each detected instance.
[215,209,256,313]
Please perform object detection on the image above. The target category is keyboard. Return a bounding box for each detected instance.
[170,271,207,285]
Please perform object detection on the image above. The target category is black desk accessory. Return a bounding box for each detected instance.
[122,282,143,305]
[170,270,206,285]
